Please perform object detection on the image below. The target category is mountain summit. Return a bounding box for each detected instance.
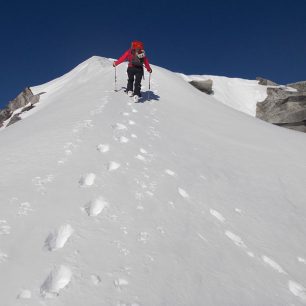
[1,56,306,305]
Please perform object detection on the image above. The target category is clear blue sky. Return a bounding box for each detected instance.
[1,0,305,108]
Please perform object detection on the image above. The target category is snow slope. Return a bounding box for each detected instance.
[179,74,268,116]
[1,56,306,306]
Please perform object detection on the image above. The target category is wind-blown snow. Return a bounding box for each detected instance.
[1,56,306,305]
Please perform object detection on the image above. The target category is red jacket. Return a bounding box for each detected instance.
[115,49,151,72]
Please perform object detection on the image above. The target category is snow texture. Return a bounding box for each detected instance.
[0,56,306,305]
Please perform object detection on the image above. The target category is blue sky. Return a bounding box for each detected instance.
[1,0,305,109]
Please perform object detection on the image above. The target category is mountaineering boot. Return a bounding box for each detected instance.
[127,91,133,97]
[133,95,139,103]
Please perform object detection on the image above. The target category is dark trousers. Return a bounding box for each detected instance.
[127,66,143,96]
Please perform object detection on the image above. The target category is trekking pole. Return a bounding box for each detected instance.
[114,65,117,92]
[148,72,151,101]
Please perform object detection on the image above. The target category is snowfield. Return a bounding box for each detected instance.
[1,56,306,305]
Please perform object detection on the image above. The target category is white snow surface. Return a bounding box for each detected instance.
[179,74,268,116]
[1,56,306,305]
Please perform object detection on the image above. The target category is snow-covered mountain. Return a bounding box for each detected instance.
[1,56,306,306]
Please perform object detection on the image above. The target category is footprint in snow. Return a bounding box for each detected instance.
[210,209,225,223]
[178,188,189,199]
[0,251,8,263]
[79,173,96,187]
[138,232,150,243]
[97,144,110,153]
[17,289,32,299]
[139,148,148,154]
[135,154,146,162]
[44,224,74,251]
[165,169,176,177]
[131,134,138,139]
[91,274,101,285]
[83,197,109,217]
[18,202,33,216]
[225,231,247,249]
[122,112,130,116]
[225,231,254,258]
[40,265,72,298]
[128,120,136,125]
[0,220,11,235]
[288,280,306,303]
[235,208,242,214]
[118,136,129,143]
[298,257,306,264]
[132,108,138,113]
[112,123,127,131]
[114,278,129,289]
[73,119,94,133]
[261,255,287,274]
[107,161,121,171]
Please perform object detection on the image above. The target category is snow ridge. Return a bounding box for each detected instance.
[0,56,306,306]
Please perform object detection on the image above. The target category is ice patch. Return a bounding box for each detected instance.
[44,224,74,251]
[79,173,96,187]
[261,255,287,274]
[41,265,72,298]
[85,197,109,217]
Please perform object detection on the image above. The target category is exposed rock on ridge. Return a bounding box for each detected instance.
[256,80,306,133]
[0,87,41,128]
[189,79,213,95]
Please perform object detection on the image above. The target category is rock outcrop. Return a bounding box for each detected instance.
[189,79,213,95]
[0,87,41,128]
[256,77,278,86]
[256,83,306,133]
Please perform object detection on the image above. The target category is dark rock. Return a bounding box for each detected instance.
[7,114,21,126]
[0,87,41,128]
[0,108,11,127]
[189,79,213,95]
[256,77,278,86]
[287,81,306,92]
[256,87,306,132]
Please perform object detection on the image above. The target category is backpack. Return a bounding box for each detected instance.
[130,41,145,67]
